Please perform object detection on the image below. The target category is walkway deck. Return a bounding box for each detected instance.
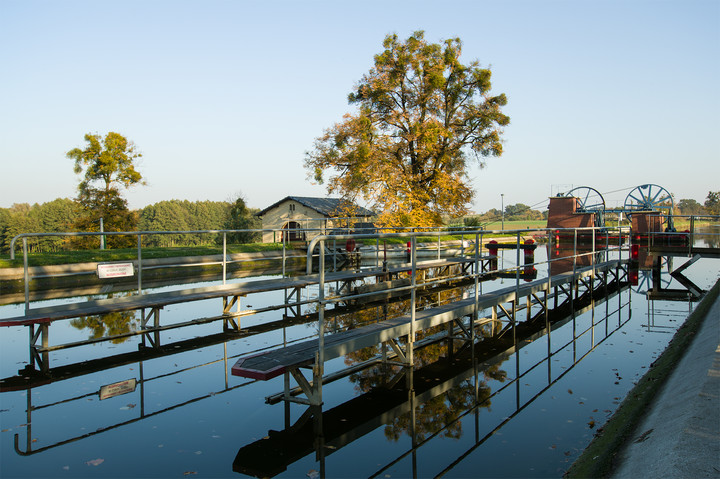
[0,257,480,327]
[232,259,626,380]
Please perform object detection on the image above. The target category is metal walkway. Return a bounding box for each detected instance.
[0,256,484,373]
[232,259,628,405]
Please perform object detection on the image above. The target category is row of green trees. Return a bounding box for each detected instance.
[460,193,720,228]
[463,203,547,227]
[678,193,720,216]
[0,198,260,255]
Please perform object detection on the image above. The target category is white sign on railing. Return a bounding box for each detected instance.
[97,262,135,279]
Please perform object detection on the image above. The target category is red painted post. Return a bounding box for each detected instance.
[523,239,535,264]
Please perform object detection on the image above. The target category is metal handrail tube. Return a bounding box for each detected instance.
[7,225,627,315]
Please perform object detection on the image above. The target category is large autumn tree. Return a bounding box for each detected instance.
[67,132,144,247]
[305,31,509,227]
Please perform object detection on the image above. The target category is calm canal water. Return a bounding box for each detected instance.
[1,240,718,478]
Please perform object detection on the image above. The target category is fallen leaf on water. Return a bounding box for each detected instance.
[183,472,197,476]
[567,389,573,394]
[588,419,596,429]
[86,458,104,466]
[307,469,319,479]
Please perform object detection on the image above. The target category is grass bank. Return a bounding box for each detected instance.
[564,277,720,478]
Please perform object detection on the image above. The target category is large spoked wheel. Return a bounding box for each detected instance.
[624,184,675,230]
[562,186,606,227]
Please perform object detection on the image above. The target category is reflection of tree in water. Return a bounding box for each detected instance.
[339,285,508,442]
[381,340,506,443]
[70,295,139,344]
[383,376,497,442]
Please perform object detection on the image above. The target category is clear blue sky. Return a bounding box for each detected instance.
[1,0,718,214]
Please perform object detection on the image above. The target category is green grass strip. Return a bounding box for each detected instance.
[564,277,720,478]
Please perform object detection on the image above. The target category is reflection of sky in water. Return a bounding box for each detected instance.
[0,250,718,478]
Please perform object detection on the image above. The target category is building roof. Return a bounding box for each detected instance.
[257,196,375,218]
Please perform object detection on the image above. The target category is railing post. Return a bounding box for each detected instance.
[515,231,521,290]
[409,235,417,366]
[316,239,326,405]
[473,232,480,342]
[690,215,695,250]
[137,234,143,295]
[573,229,578,305]
[592,226,596,281]
[23,237,29,313]
[222,232,227,285]
[282,236,286,277]
[376,237,380,268]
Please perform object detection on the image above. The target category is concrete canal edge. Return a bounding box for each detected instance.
[565,277,720,478]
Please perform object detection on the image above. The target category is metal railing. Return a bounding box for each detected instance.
[6,225,631,313]
[304,225,629,391]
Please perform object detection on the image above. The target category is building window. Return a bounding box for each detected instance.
[289,203,295,212]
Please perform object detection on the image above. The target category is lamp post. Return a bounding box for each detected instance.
[501,194,505,231]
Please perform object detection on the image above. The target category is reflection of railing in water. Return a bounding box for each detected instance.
[12,342,253,456]
[232,272,631,478]
[3,275,491,458]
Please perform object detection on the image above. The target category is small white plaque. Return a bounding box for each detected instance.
[97,262,135,279]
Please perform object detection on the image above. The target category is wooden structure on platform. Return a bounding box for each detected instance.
[547,196,597,230]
